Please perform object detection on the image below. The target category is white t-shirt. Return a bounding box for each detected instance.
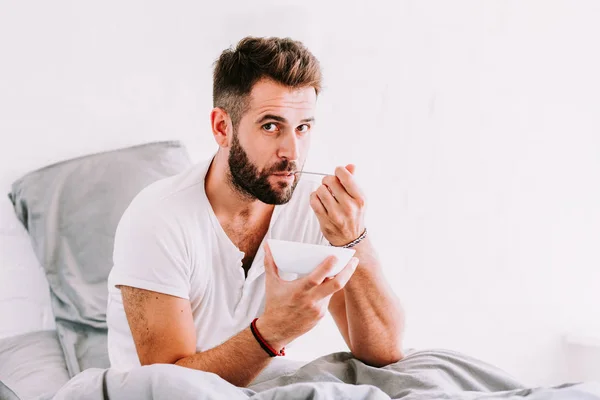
[106,156,328,371]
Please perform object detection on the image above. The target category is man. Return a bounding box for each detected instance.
[106,36,405,387]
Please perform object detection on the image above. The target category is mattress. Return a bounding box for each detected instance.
[0,196,55,340]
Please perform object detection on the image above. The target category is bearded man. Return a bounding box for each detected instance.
[106,36,405,387]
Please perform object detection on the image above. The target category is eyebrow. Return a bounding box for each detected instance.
[256,114,315,125]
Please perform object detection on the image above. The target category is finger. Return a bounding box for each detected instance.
[345,164,356,175]
[316,184,337,212]
[322,175,352,204]
[334,166,365,201]
[310,191,328,216]
[263,242,282,281]
[313,257,359,299]
[301,255,338,290]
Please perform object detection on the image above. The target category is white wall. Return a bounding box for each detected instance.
[1,0,599,386]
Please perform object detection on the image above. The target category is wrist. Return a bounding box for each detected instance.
[349,237,380,273]
[329,227,368,248]
[255,316,288,352]
[351,235,373,253]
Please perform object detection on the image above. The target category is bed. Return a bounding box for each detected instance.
[0,196,67,400]
[1,141,599,400]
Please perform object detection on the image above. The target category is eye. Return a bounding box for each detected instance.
[262,123,278,133]
[297,124,310,134]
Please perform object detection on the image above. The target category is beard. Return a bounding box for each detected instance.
[227,132,301,205]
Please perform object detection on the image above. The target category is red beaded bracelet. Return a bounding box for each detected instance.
[250,318,285,357]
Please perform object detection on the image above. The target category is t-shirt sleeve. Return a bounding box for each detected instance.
[110,203,191,300]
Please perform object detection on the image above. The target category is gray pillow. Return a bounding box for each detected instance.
[8,141,192,376]
[0,330,70,400]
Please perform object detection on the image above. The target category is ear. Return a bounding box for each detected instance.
[210,107,233,148]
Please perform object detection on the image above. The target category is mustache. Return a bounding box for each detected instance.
[265,160,299,174]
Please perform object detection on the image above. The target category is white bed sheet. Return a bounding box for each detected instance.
[0,196,55,339]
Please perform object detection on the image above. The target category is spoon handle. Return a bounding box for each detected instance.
[295,171,329,176]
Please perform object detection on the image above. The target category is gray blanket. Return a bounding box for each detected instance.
[51,349,600,399]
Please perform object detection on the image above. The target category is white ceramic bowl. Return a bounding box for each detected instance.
[266,239,356,280]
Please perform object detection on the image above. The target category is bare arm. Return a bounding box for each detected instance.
[175,319,281,386]
[120,286,279,387]
[119,248,357,387]
[312,165,405,367]
[328,238,405,367]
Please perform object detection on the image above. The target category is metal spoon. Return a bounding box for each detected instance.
[293,171,330,177]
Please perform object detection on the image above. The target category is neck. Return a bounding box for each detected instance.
[205,151,274,222]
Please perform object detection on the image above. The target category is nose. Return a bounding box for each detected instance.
[278,130,300,162]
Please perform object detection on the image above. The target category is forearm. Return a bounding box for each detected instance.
[344,238,405,366]
[175,322,278,387]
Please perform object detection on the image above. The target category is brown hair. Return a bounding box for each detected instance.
[213,36,322,128]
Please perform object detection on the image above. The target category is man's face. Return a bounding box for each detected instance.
[227,79,317,205]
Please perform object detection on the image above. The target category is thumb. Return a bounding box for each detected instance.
[345,164,356,175]
[263,242,281,281]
